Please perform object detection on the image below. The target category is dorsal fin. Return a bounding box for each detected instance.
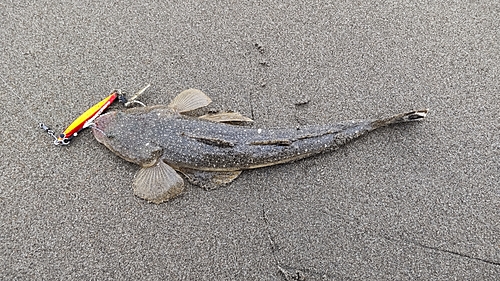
[198,112,253,124]
[168,89,212,113]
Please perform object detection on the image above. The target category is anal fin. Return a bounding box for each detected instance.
[133,160,185,204]
[178,168,242,190]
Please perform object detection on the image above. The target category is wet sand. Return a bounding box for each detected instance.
[1,1,499,280]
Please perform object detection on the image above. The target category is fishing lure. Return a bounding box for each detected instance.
[49,91,120,145]
[40,85,150,145]
[0,72,150,146]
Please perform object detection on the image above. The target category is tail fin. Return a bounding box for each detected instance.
[372,109,428,129]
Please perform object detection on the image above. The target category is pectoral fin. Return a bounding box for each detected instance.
[168,88,212,113]
[133,160,185,204]
[178,168,242,190]
[199,112,253,124]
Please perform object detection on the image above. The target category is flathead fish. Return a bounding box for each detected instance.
[92,89,427,204]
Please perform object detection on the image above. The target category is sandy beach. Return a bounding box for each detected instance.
[1,1,499,280]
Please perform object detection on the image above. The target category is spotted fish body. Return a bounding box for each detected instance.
[92,89,428,204]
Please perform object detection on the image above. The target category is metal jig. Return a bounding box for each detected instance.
[53,90,120,145]
[54,84,150,146]
[0,73,149,146]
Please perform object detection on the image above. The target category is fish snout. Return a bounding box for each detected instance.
[91,112,116,144]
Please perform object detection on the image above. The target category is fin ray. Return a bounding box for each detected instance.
[372,109,428,128]
[133,160,185,203]
[168,89,212,113]
[178,168,242,190]
[199,112,253,123]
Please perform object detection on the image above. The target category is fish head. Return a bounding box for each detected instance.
[92,110,164,167]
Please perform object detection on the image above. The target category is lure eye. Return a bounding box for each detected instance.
[59,133,65,138]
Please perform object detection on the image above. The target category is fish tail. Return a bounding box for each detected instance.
[371,109,428,129]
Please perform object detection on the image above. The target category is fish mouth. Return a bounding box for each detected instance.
[92,111,116,144]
